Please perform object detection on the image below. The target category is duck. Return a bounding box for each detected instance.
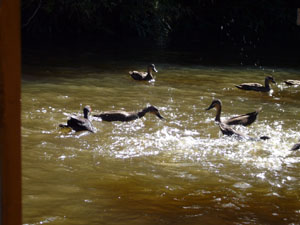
[59,105,94,132]
[205,99,260,126]
[93,105,164,122]
[284,80,300,86]
[129,64,158,81]
[235,76,276,92]
[290,139,300,151]
[205,100,269,140]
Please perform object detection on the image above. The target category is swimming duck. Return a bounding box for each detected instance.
[290,139,300,151]
[129,64,158,81]
[206,100,269,140]
[205,99,260,126]
[284,80,300,86]
[59,105,94,132]
[235,76,276,92]
[93,105,164,122]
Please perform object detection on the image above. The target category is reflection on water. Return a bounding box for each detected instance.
[22,50,300,225]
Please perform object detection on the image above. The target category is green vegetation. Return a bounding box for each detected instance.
[22,0,300,47]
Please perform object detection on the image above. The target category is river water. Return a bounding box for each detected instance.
[22,47,300,224]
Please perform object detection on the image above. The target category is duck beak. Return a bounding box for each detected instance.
[154,111,164,120]
[153,67,158,73]
[205,103,214,111]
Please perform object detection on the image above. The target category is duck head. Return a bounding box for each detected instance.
[83,105,92,119]
[146,105,164,119]
[205,99,222,111]
[266,76,276,84]
[148,64,158,73]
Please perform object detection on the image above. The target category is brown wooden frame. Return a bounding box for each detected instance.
[0,0,22,224]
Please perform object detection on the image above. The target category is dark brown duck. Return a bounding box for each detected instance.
[235,76,276,92]
[129,64,158,81]
[205,100,269,140]
[59,105,94,132]
[205,99,260,126]
[93,105,164,122]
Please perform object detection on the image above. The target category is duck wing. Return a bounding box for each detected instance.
[235,82,264,90]
[129,71,148,80]
[225,108,261,126]
[67,117,94,132]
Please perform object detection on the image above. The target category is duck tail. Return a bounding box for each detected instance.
[59,124,68,128]
[235,85,242,89]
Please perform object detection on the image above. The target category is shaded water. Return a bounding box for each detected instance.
[22,49,300,225]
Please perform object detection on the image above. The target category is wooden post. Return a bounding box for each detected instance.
[0,0,22,224]
[297,8,300,25]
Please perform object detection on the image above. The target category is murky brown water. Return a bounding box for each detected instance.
[22,48,300,225]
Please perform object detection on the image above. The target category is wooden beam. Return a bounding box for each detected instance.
[0,0,22,224]
[297,8,300,25]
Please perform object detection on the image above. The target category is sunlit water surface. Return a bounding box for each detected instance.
[22,50,300,225]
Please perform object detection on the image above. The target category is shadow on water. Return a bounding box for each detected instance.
[22,42,300,225]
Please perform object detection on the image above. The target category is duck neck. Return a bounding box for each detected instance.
[147,66,152,74]
[84,110,89,119]
[215,104,221,122]
[137,108,148,118]
[264,78,270,89]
